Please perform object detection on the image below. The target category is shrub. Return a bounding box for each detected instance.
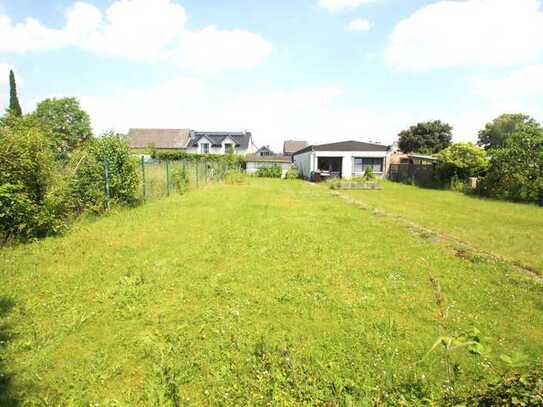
[68,132,140,213]
[462,367,543,405]
[0,127,66,241]
[256,165,282,178]
[436,142,489,183]
[286,165,300,179]
[478,125,543,202]
[224,169,247,185]
[151,150,245,168]
[170,166,189,194]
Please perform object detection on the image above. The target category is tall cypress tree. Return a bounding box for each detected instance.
[9,69,22,116]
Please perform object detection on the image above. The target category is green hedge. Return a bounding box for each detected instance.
[150,150,245,167]
[256,165,282,178]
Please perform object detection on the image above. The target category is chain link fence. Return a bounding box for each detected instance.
[138,158,243,203]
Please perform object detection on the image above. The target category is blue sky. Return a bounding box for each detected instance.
[1,0,542,150]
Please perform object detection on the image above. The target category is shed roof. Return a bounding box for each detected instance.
[408,153,439,162]
[293,140,390,156]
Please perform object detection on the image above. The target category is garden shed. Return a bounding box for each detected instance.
[292,140,391,180]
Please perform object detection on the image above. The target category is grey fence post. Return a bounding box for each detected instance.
[166,160,170,197]
[141,156,146,202]
[104,158,111,211]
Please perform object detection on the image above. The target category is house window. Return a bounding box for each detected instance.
[354,157,384,173]
[201,143,210,154]
[224,143,234,153]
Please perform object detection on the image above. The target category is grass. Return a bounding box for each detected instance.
[0,179,542,405]
[339,180,543,273]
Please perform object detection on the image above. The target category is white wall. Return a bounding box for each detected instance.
[294,150,390,179]
[293,151,313,178]
[185,135,253,156]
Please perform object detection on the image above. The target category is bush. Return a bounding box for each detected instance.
[478,125,543,202]
[224,169,247,185]
[436,142,489,184]
[0,126,66,242]
[256,165,282,178]
[170,166,189,194]
[286,165,299,179]
[151,150,245,168]
[68,132,140,213]
[462,367,543,405]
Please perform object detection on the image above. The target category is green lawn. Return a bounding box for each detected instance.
[339,180,543,273]
[1,179,542,405]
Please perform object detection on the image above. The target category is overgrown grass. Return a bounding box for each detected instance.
[0,179,542,404]
[340,180,543,273]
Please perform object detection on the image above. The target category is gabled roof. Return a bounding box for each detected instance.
[190,131,252,150]
[293,140,390,156]
[283,140,308,154]
[256,146,275,155]
[127,129,191,149]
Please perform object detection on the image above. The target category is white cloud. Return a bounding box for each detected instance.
[0,0,272,71]
[36,75,543,150]
[72,79,413,150]
[475,65,543,99]
[82,0,187,61]
[177,26,273,74]
[0,15,67,52]
[347,18,372,32]
[385,0,543,70]
[319,0,376,12]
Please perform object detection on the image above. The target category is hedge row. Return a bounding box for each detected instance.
[150,150,245,167]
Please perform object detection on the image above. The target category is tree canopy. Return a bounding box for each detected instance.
[479,124,543,202]
[8,69,22,117]
[398,120,452,154]
[437,142,489,180]
[477,113,541,150]
[32,97,93,157]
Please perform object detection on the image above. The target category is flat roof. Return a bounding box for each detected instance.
[293,140,389,156]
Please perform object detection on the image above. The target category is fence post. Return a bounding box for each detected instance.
[195,162,199,188]
[166,160,170,197]
[104,158,111,211]
[141,156,146,202]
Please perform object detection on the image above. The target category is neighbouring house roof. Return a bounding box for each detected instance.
[190,131,252,150]
[245,155,292,163]
[283,140,308,155]
[293,140,390,156]
[127,128,191,149]
[255,146,275,155]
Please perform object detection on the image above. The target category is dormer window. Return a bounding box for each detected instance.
[224,143,234,153]
[201,143,209,154]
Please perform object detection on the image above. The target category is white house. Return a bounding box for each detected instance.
[292,140,391,180]
[127,129,257,155]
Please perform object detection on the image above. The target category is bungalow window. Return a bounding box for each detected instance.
[224,143,234,153]
[354,157,384,173]
[201,143,210,154]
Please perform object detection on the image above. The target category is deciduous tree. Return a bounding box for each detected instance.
[32,97,93,156]
[477,113,541,150]
[398,120,452,154]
